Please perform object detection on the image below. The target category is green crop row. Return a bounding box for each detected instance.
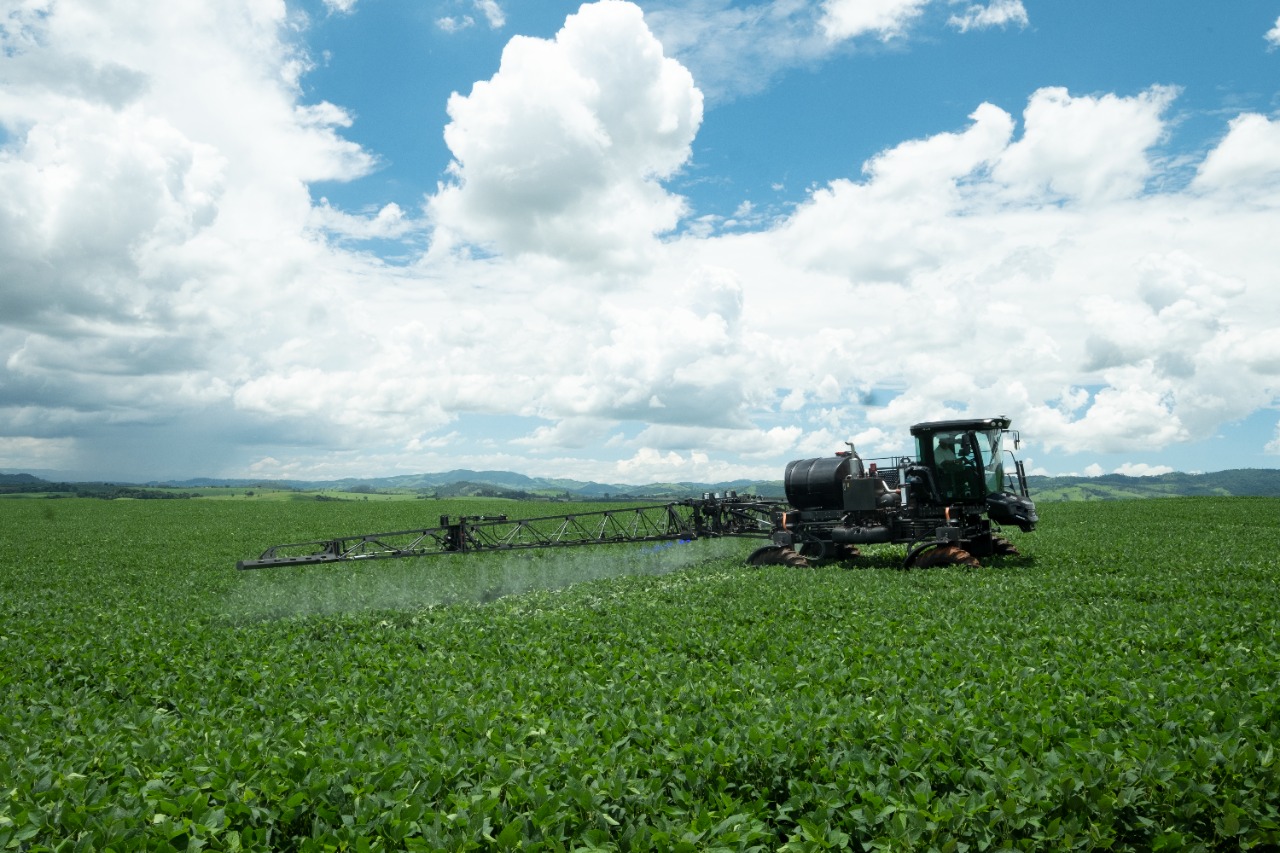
[1,496,1278,850]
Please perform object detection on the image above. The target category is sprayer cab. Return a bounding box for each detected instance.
[909,416,1037,532]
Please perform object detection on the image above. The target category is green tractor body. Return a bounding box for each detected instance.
[754,415,1037,568]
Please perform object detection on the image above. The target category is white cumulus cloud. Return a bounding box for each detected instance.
[474,0,506,29]
[992,85,1177,204]
[947,0,1028,33]
[309,200,419,240]
[0,0,381,470]
[819,0,929,41]
[1267,423,1280,455]
[1193,113,1280,199]
[428,0,703,266]
[436,16,474,33]
[1113,462,1175,477]
[2,0,1278,483]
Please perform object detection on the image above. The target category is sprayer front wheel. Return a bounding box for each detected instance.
[990,535,1020,556]
[904,543,980,569]
[832,543,861,561]
[745,545,811,568]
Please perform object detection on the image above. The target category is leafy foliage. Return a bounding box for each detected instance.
[1,497,1278,850]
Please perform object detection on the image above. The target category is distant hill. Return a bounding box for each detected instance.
[5,467,1280,501]
[0,473,44,485]
[148,470,787,500]
[1025,469,1280,501]
[0,473,203,499]
[155,468,1280,502]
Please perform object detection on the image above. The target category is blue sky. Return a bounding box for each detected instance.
[2,0,1279,484]
[304,2,1277,228]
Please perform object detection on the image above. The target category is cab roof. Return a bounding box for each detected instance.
[909,416,1012,436]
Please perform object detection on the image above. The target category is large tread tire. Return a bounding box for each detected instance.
[832,543,861,561]
[990,536,1020,556]
[797,540,829,560]
[909,544,980,569]
[745,546,811,568]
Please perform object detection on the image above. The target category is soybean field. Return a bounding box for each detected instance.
[1,496,1278,851]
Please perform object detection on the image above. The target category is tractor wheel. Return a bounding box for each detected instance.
[906,543,980,569]
[745,546,811,568]
[990,536,1020,556]
[832,543,861,561]
[797,538,841,561]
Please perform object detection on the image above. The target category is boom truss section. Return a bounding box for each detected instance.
[236,496,780,570]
